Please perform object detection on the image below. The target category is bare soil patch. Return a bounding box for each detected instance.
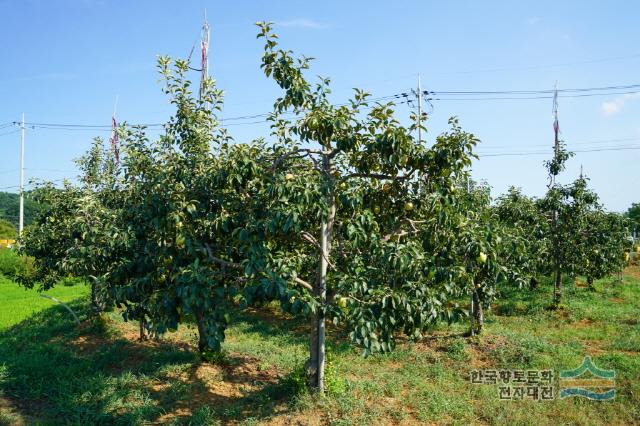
[571,318,594,328]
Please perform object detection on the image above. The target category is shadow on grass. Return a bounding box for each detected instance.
[232,307,356,358]
[0,298,303,424]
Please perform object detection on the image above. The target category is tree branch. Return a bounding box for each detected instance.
[271,148,322,172]
[382,230,409,242]
[343,173,409,181]
[406,218,426,232]
[328,148,342,159]
[381,218,424,242]
[204,243,313,291]
[344,169,416,181]
[301,231,336,270]
[344,172,395,180]
[204,243,242,269]
[293,276,314,291]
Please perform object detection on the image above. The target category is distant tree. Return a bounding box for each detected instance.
[576,211,629,289]
[0,218,16,239]
[0,191,44,228]
[494,187,548,289]
[455,181,506,335]
[541,172,601,307]
[539,141,607,307]
[626,203,640,234]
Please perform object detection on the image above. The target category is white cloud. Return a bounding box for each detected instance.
[277,19,328,29]
[602,100,621,116]
[601,93,640,117]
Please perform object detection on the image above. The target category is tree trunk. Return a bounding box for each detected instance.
[469,291,475,337]
[587,276,595,291]
[307,153,336,393]
[195,309,208,353]
[529,277,538,290]
[551,208,561,307]
[90,281,104,315]
[553,269,562,307]
[139,317,147,341]
[306,315,319,388]
[471,286,484,335]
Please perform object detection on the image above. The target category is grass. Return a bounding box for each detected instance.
[0,274,88,329]
[0,268,638,425]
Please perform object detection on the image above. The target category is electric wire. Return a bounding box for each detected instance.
[429,84,640,96]
[427,90,640,101]
[4,83,640,131]
[0,177,78,191]
[477,145,640,158]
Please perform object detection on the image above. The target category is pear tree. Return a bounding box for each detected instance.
[222,22,482,391]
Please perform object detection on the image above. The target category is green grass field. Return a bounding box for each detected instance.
[0,275,89,329]
[0,270,638,425]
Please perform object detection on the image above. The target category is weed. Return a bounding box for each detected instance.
[0,271,638,424]
[446,337,469,361]
[200,348,230,365]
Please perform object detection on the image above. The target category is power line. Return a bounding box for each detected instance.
[224,119,272,127]
[427,90,640,101]
[222,93,401,122]
[479,137,640,150]
[20,126,116,133]
[17,122,163,130]
[25,168,78,173]
[429,84,640,96]
[477,146,640,158]
[9,93,405,131]
[0,177,78,191]
[4,82,640,132]
[0,144,635,191]
[4,93,407,133]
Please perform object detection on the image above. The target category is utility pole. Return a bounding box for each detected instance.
[110,96,120,165]
[552,81,559,185]
[199,12,210,101]
[19,113,25,235]
[417,74,423,143]
[550,81,562,307]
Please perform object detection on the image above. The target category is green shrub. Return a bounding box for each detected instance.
[59,275,84,287]
[283,358,348,396]
[0,248,35,280]
[324,360,348,395]
[283,364,308,395]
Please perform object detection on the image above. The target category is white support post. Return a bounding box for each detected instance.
[19,113,25,236]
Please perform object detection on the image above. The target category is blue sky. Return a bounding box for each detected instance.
[0,0,638,212]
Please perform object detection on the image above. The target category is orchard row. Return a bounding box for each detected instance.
[18,23,631,392]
